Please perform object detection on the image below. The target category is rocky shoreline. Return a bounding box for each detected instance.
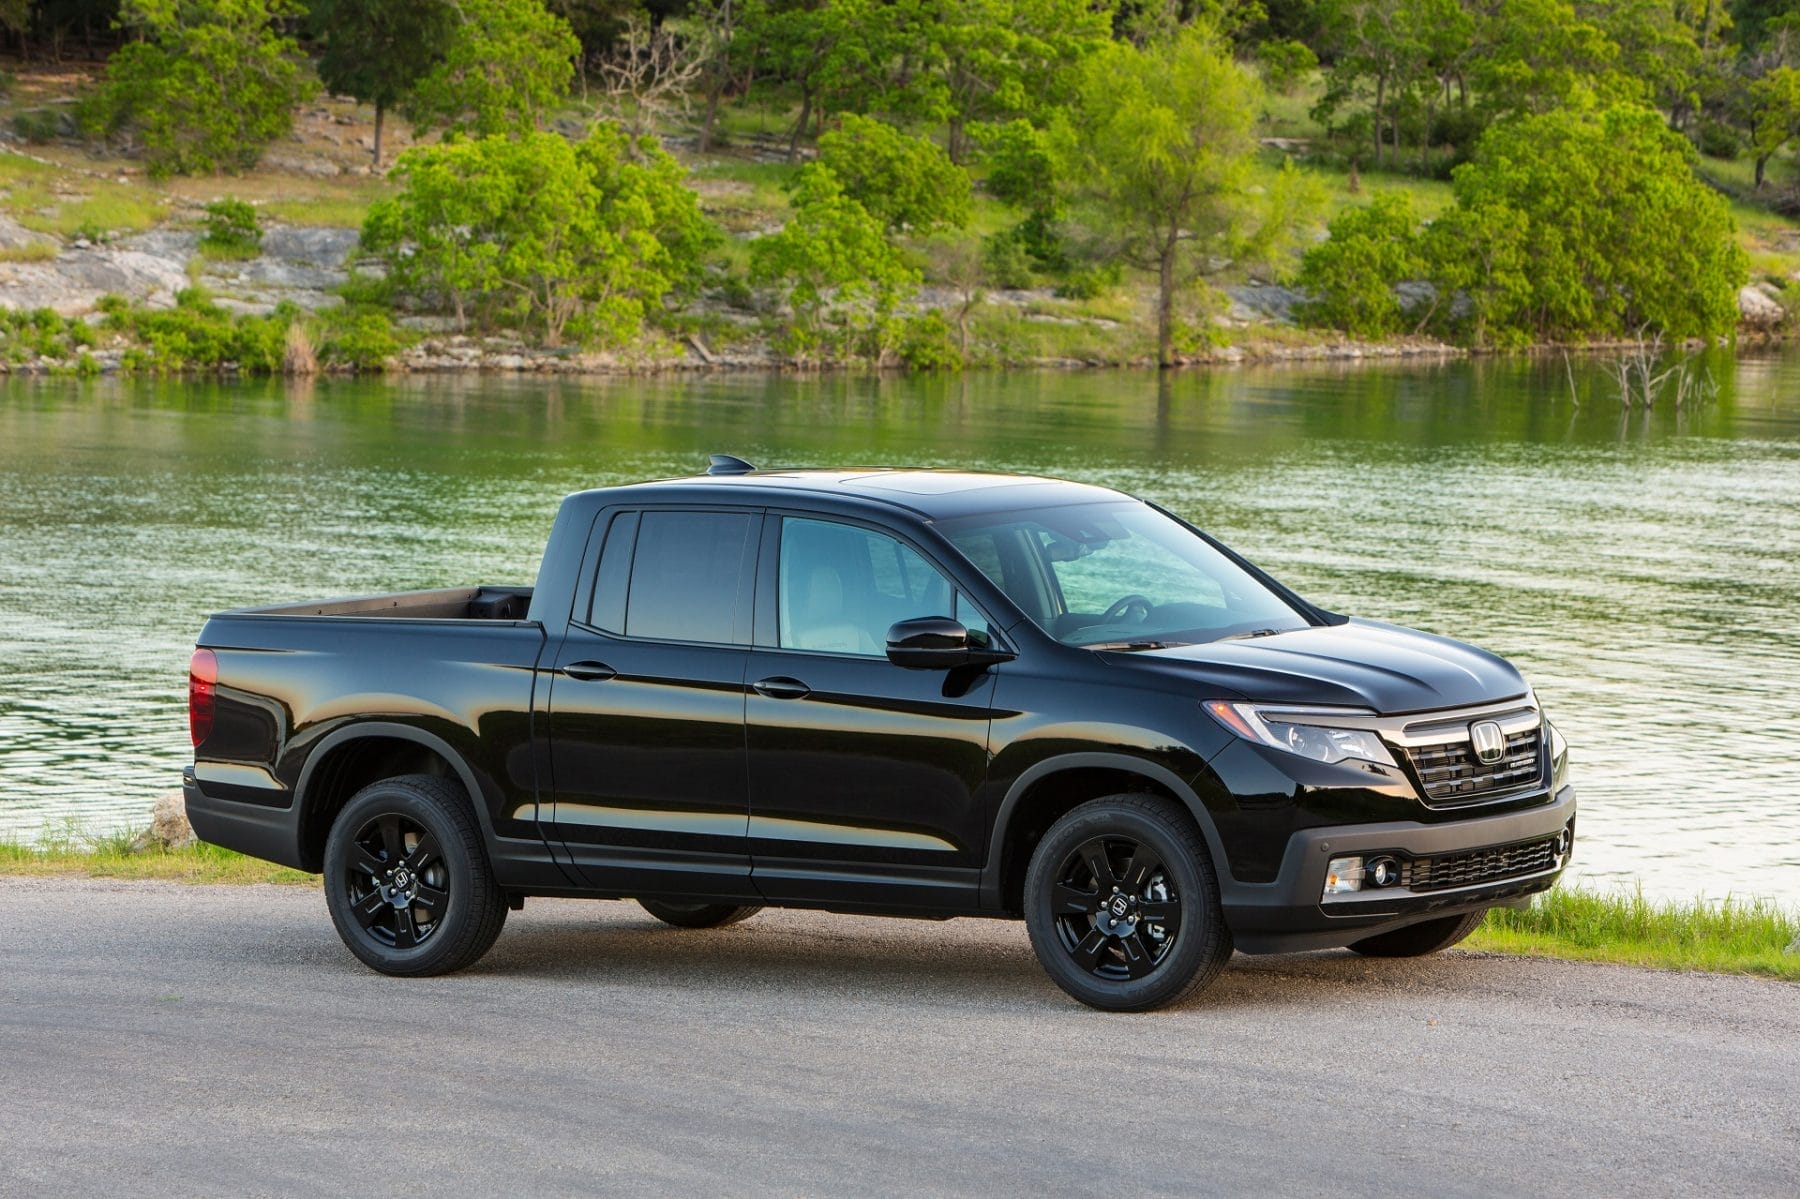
[1,212,1788,376]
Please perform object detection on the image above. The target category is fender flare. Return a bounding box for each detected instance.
[296,721,499,853]
[981,751,1231,909]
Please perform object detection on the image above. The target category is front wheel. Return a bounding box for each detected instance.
[1348,910,1486,958]
[322,774,507,977]
[1023,794,1232,1012]
[637,899,763,929]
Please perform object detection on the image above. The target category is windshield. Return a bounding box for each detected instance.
[941,501,1310,648]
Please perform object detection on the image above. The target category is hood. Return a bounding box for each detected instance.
[1116,619,1528,715]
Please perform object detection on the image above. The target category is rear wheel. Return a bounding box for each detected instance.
[1348,910,1486,957]
[637,899,763,929]
[1023,794,1232,1012]
[322,774,507,977]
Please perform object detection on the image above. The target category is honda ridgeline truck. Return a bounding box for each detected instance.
[184,460,1575,1011]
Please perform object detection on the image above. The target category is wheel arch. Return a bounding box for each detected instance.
[295,723,493,872]
[983,753,1229,914]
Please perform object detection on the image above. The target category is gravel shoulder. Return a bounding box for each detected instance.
[1,877,1795,1197]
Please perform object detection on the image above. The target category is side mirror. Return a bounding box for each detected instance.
[885,617,1013,670]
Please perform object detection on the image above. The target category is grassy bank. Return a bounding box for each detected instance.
[3,826,1793,980]
[0,823,315,885]
[1467,887,1799,981]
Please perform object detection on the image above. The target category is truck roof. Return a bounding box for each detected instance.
[582,466,1131,521]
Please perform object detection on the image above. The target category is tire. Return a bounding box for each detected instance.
[322,773,508,977]
[637,899,763,929]
[1023,794,1232,1012]
[1348,910,1486,958]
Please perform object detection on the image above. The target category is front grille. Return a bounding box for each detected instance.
[1401,837,1561,892]
[1405,727,1542,804]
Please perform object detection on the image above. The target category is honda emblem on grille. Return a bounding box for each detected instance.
[1469,720,1505,764]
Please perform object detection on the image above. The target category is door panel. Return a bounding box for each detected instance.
[745,515,997,911]
[545,507,759,899]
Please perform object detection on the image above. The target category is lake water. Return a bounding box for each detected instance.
[3,355,1797,904]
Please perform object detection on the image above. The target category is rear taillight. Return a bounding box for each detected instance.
[189,648,217,748]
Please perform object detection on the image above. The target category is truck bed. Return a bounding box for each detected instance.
[226,586,535,622]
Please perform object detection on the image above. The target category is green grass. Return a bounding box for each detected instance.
[0,819,315,885]
[1468,886,1799,981]
[0,150,166,238]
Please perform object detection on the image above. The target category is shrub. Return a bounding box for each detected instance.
[199,199,262,259]
[897,309,962,371]
[318,308,407,370]
[1053,264,1120,301]
[816,114,972,234]
[1695,118,1743,161]
[80,0,313,178]
[1295,192,1425,338]
[980,229,1036,289]
[10,109,66,144]
[1256,38,1317,93]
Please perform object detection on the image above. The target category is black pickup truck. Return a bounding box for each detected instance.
[185,458,1574,1011]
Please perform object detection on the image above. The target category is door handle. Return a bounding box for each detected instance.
[752,676,811,700]
[562,660,617,682]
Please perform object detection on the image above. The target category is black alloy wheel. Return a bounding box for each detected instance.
[342,812,449,950]
[1024,794,1232,1012]
[1049,835,1183,981]
[323,774,507,977]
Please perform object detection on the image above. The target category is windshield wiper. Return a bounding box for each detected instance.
[1217,628,1287,641]
[1082,639,1192,652]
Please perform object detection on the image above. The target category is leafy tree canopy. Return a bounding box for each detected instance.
[361,125,717,346]
[816,113,971,233]
[401,0,581,137]
[748,162,920,364]
[80,0,312,178]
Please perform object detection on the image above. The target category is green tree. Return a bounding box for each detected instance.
[402,0,581,137]
[1467,0,1641,118]
[748,163,920,364]
[1296,192,1423,338]
[81,0,312,178]
[361,126,717,345]
[895,0,1115,162]
[308,0,455,166]
[1446,105,1746,340]
[1052,23,1270,367]
[816,113,971,232]
[1749,65,1800,186]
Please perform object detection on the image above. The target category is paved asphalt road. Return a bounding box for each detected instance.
[1,878,1795,1198]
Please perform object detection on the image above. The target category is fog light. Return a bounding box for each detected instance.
[1324,856,1365,895]
[1368,857,1399,888]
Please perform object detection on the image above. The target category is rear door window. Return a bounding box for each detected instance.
[623,510,756,644]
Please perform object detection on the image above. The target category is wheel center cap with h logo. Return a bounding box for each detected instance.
[1469,720,1505,765]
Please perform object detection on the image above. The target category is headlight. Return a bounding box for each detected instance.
[1548,720,1569,782]
[1203,700,1398,768]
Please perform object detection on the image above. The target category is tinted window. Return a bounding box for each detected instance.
[779,518,984,656]
[624,511,753,644]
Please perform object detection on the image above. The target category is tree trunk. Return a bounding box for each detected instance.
[1374,74,1386,169]
[947,115,967,165]
[788,88,812,160]
[1756,153,1769,189]
[1157,245,1176,369]
[699,82,724,152]
[372,102,385,169]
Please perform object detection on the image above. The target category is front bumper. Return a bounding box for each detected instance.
[1222,784,1576,953]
